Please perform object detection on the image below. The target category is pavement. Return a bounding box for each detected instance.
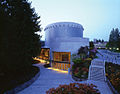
[97,49,120,65]
[18,59,113,94]
[18,64,72,94]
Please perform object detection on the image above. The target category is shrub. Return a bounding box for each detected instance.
[46,83,100,94]
[72,58,91,79]
[44,64,51,68]
[105,63,120,93]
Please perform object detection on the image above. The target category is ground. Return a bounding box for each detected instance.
[18,62,112,94]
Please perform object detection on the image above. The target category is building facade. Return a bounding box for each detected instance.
[40,22,89,71]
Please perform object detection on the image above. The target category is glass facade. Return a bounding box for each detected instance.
[39,48,50,60]
[52,52,71,70]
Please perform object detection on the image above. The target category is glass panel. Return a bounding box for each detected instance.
[62,54,69,61]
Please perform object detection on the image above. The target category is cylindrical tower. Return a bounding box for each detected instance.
[44,22,84,48]
[43,22,89,71]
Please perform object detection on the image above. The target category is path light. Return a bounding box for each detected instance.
[33,57,49,64]
[47,67,68,73]
[117,48,119,50]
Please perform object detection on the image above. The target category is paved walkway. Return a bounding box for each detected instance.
[97,49,120,65]
[18,64,73,94]
[18,62,112,94]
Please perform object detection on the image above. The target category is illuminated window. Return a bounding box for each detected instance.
[62,54,69,61]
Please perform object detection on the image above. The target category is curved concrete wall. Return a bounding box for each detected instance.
[44,22,89,60]
[44,22,84,48]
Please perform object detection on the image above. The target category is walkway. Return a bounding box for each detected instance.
[18,64,72,94]
[18,62,112,94]
[97,49,120,65]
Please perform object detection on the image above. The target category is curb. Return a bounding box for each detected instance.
[72,74,87,81]
[4,68,40,94]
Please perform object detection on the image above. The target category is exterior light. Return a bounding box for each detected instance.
[47,67,68,73]
[33,57,49,64]
[109,48,112,50]
[117,48,119,50]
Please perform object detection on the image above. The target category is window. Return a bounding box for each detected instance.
[62,54,69,61]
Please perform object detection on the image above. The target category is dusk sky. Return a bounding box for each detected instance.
[30,0,120,41]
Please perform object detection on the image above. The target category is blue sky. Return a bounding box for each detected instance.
[30,0,120,41]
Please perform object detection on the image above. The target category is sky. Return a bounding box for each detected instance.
[30,0,120,41]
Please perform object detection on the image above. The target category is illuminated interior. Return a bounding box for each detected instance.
[47,67,68,73]
[52,52,71,70]
[39,48,50,61]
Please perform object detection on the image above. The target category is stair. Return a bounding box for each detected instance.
[88,59,106,82]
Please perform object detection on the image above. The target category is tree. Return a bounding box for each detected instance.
[89,41,94,50]
[108,28,120,51]
[101,39,104,43]
[0,0,41,72]
[77,46,88,59]
[109,28,120,47]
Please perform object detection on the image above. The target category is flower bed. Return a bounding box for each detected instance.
[105,62,120,94]
[46,83,100,94]
[72,58,91,79]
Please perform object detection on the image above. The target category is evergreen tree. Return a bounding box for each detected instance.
[0,0,41,72]
[108,28,120,51]
[89,41,94,50]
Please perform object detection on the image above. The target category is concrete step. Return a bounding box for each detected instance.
[90,77,105,81]
[90,73,104,78]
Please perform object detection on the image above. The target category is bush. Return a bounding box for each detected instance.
[105,63,120,93]
[72,58,91,79]
[0,66,39,93]
[44,64,51,68]
[46,83,100,94]
[33,60,40,64]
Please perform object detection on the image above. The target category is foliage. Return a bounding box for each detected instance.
[105,63,120,93]
[46,83,100,94]
[95,39,104,43]
[77,46,89,59]
[0,66,39,93]
[72,58,91,79]
[0,0,41,72]
[107,28,120,52]
[44,64,51,68]
[89,41,94,50]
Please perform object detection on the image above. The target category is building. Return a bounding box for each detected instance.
[93,39,108,49]
[39,22,89,71]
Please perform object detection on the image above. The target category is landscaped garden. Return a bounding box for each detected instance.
[72,58,91,80]
[72,45,97,80]
[105,62,120,94]
[46,83,100,94]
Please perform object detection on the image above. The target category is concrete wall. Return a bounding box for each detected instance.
[44,22,89,61]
